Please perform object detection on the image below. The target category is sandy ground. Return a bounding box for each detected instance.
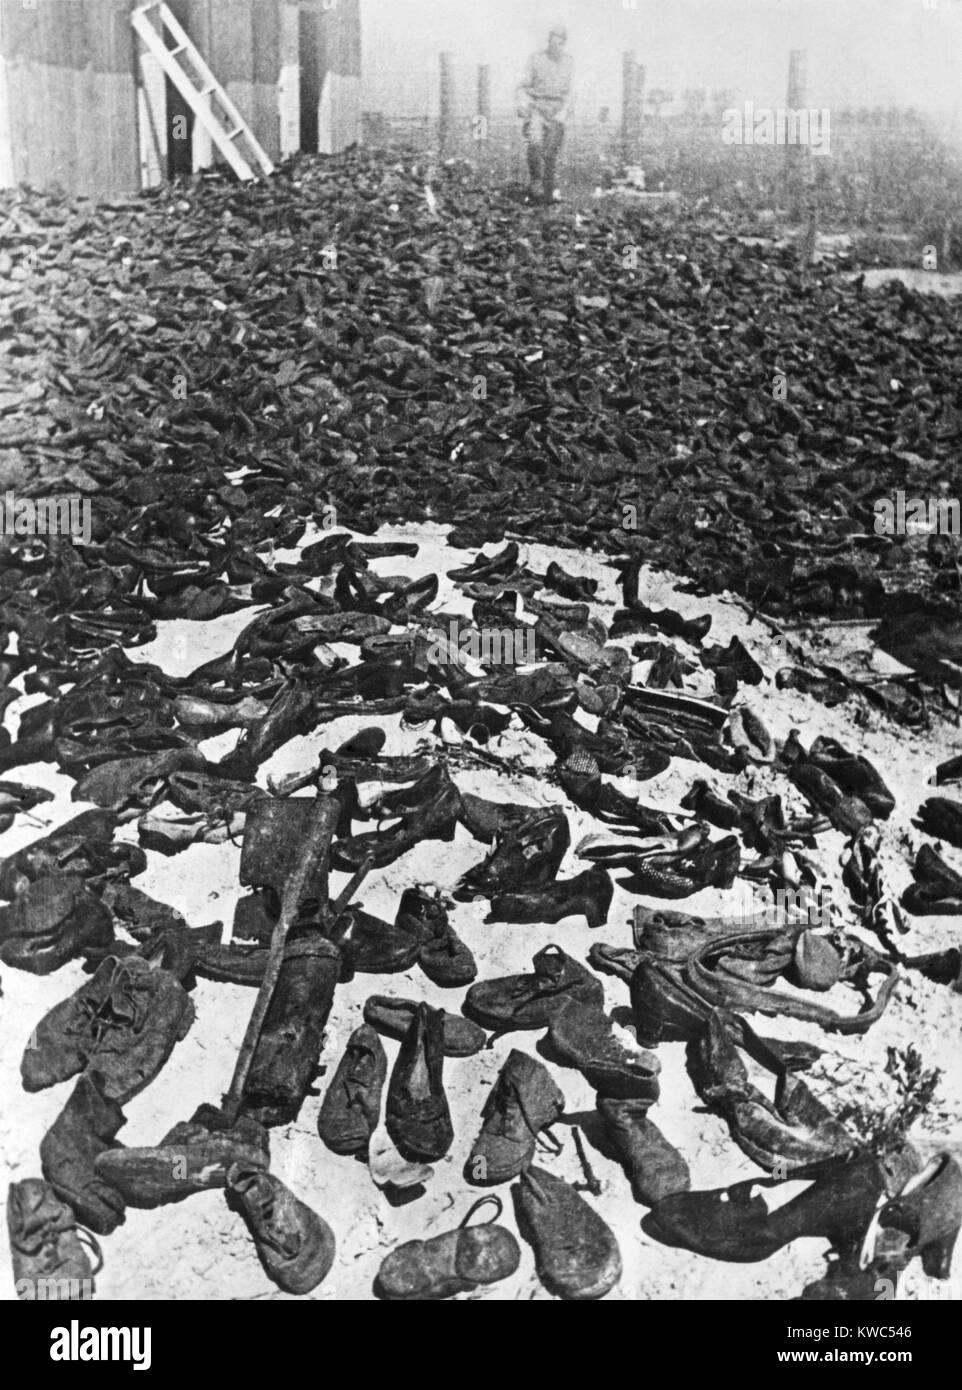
[1,523,960,1302]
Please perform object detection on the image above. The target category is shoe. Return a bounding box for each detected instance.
[386,1002,454,1162]
[194,939,269,987]
[902,946,962,991]
[463,944,604,1034]
[226,1165,335,1296]
[559,748,679,834]
[448,541,520,582]
[0,873,113,974]
[915,797,962,851]
[644,1149,920,1264]
[545,560,598,602]
[700,636,763,695]
[376,1194,521,1300]
[902,843,962,915]
[22,953,196,1102]
[683,927,899,1035]
[364,994,487,1056]
[459,807,570,897]
[94,1108,269,1208]
[467,1050,565,1184]
[0,779,53,833]
[680,778,741,831]
[787,762,874,836]
[241,937,341,1127]
[333,766,462,872]
[579,830,741,898]
[396,887,477,987]
[727,706,775,763]
[40,1072,127,1234]
[340,907,421,975]
[598,1099,690,1205]
[861,1152,962,1280]
[8,1178,101,1300]
[486,866,613,929]
[0,809,130,898]
[73,747,206,812]
[934,752,962,786]
[317,1024,387,1155]
[547,1003,660,1102]
[614,598,711,649]
[467,663,577,710]
[688,1008,855,1171]
[458,794,540,845]
[512,1165,622,1300]
[807,737,895,820]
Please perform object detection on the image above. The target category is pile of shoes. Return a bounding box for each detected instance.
[0,146,959,1300]
[3,518,956,1301]
[3,151,962,717]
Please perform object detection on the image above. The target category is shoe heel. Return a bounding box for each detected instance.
[921,1225,959,1279]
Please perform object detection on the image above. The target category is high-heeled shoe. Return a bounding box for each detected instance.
[485,865,613,929]
[459,806,570,897]
[860,1152,962,1280]
[644,1148,920,1263]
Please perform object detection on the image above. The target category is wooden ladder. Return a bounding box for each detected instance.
[131,2,275,182]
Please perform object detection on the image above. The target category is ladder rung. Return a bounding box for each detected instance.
[199,85,215,97]
[169,43,186,56]
[226,128,243,140]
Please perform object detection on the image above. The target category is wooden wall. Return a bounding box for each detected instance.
[0,0,361,198]
[302,0,360,155]
[0,0,139,199]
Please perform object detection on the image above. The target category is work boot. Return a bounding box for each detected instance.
[598,1099,690,1206]
[467,1050,565,1184]
[40,1072,127,1235]
[226,1166,335,1296]
[94,1107,269,1208]
[8,1178,101,1300]
[463,944,604,1033]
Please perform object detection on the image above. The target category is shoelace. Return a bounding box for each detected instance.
[77,961,146,1044]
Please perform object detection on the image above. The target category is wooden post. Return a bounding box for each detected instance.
[278,0,300,158]
[622,51,642,164]
[477,62,490,152]
[786,48,808,221]
[439,51,455,156]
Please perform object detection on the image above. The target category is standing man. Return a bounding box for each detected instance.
[517,25,573,205]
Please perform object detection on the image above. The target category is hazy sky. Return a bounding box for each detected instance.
[360,0,962,120]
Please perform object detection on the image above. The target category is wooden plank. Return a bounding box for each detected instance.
[135,4,167,188]
[277,0,299,156]
[183,0,214,169]
[250,0,280,159]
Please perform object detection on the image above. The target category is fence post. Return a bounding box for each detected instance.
[439,51,455,155]
[786,48,808,220]
[477,63,490,154]
[622,51,642,164]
